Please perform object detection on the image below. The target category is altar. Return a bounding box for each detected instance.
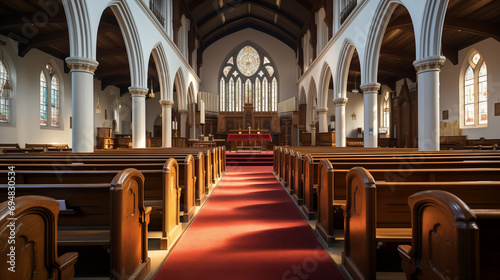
[227,133,272,152]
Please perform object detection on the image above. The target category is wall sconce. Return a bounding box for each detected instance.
[351,112,356,120]
[148,80,155,98]
[96,98,102,114]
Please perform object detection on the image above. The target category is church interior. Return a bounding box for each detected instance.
[0,0,499,279]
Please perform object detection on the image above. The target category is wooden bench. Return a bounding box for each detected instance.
[297,152,500,221]
[398,190,500,280]
[25,143,70,152]
[0,160,186,250]
[342,167,500,280]
[0,169,151,278]
[0,195,78,280]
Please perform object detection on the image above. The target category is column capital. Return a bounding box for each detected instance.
[413,56,446,73]
[159,100,174,107]
[360,83,381,93]
[178,109,189,114]
[317,107,329,114]
[310,122,317,128]
[129,87,148,97]
[333,97,348,106]
[65,57,99,74]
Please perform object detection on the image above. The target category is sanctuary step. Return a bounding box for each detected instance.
[226,151,273,166]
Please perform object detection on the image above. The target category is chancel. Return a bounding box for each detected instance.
[1,0,500,279]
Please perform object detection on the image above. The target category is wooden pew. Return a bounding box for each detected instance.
[0,195,78,280]
[342,167,500,280]
[317,162,500,245]
[0,169,151,278]
[25,143,70,152]
[0,160,185,250]
[398,190,500,280]
[297,153,500,221]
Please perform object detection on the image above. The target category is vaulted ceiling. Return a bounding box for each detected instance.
[181,0,321,50]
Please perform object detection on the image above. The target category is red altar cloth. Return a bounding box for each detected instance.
[227,134,272,142]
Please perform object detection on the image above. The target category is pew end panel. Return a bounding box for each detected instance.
[179,154,196,223]
[194,152,207,206]
[109,168,151,280]
[398,190,480,280]
[301,154,316,220]
[0,195,78,280]
[316,159,337,246]
[292,152,304,206]
[161,158,182,250]
[342,167,377,280]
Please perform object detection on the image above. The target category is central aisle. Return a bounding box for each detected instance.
[154,165,344,280]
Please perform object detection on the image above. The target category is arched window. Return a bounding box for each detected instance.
[255,78,261,112]
[383,91,390,129]
[236,78,242,111]
[0,60,10,123]
[262,77,269,111]
[272,77,278,111]
[40,63,61,127]
[40,71,47,126]
[220,77,225,111]
[218,44,278,112]
[463,52,487,127]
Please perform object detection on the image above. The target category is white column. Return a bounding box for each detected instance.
[317,107,329,133]
[66,57,99,153]
[310,123,317,146]
[334,97,348,147]
[130,87,148,148]
[160,100,174,147]
[414,56,446,151]
[361,83,380,148]
[178,109,188,137]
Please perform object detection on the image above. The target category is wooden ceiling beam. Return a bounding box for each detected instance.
[379,47,415,61]
[444,16,500,42]
[196,0,302,31]
[0,13,66,30]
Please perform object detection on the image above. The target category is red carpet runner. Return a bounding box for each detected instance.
[154,165,344,280]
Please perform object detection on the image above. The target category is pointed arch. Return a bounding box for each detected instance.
[318,61,333,108]
[336,40,357,100]
[107,1,146,88]
[363,1,415,85]
[418,0,450,59]
[63,0,94,59]
[173,68,186,109]
[150,43,170,101]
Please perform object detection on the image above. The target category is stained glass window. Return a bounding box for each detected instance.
[265,66,274,76]
[272,78,278,111]
[245,79,252,104]
[383,92,390,129]
[219,44,277,112]
[472,53,480,66]
[463,53,487,127]
[255,78,261,112]
[236,78,242,111]
[40,71,47,126]
[51,75,60,127]
[237,46,260,76]
[223,66,232,77]
[220,78,225,111]
[229,78,234,111]
[0,61,9,123]
[262,77,269,111]
[478,62,487,125]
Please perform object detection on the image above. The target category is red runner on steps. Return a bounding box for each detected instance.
[154,165,344,280]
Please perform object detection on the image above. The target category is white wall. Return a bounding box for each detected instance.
[0,36,132,147]
[201,28,298,102]
[440,38,500,139]
[345,91,364,137]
